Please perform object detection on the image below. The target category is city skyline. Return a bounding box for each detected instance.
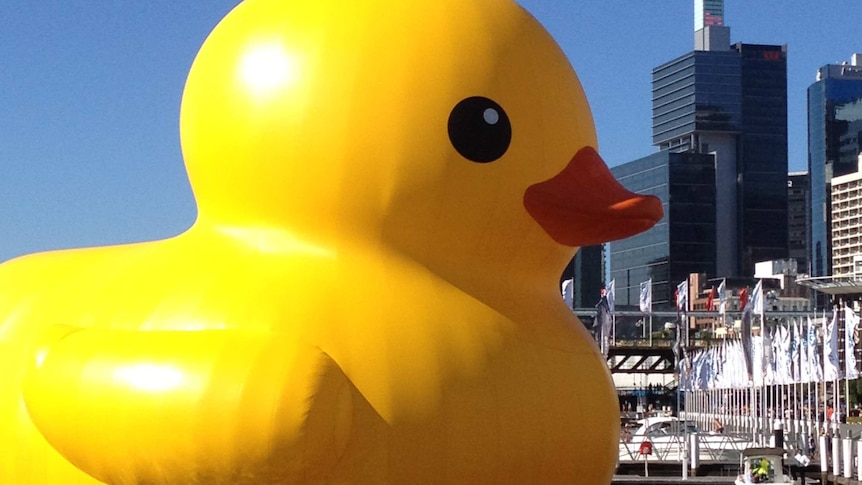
[2,1,861,263]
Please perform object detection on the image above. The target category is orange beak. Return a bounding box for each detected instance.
[524,146,663,247]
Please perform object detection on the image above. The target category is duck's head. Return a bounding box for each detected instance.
[180,0,661,288]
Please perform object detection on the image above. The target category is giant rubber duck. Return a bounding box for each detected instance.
[0,0,662,483]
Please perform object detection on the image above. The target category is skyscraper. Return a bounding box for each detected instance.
[788,171,809,272]
[651,0,787,277]
[807,54,862,278]
[605,0,789,308]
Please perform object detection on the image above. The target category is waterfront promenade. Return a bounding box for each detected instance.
[613,478,736,484]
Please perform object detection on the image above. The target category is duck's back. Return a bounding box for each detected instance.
[0,232,617,484]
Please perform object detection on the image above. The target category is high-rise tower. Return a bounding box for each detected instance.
[788,171,809,272]
[605,0,789,308]
[807,54,862,278]
[651,0,787,277]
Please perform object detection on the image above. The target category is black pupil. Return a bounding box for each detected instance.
[447,96,511,163]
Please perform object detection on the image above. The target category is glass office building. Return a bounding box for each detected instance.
[652,51,741,149]
[788,171,809,272]
[559,245,603,309]
[577,0,788,301]
[736,43,790,276]
[609,152,716,309]
[651,42,788,277]
[808,57,862,277]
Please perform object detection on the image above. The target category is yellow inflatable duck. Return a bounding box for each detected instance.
[0,0,662,483]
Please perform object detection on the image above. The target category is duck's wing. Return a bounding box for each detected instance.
[24,327,363,484]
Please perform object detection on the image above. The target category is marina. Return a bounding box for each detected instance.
[612,405,862,484]
[576,269,862,483]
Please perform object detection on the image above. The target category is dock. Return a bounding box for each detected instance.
[613,477,736,484]
[614,460,822,484]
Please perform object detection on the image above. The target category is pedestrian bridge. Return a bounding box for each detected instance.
[608,344,676,374]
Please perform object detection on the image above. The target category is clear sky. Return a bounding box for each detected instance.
[1,1,860,263]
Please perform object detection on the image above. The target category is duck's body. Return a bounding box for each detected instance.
[3,227,616,483]
[0,0,662,483]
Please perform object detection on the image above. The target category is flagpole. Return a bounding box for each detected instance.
[757,280,766,445]
[804,315,808,439]
[798,317,803,449]
[815,314,821,436]
[649,311,653,347]
[807,324,813,454]
[834,303,840,432]
[838,301,853,430]
[648,278,653,347]
[747,290,756,444]
[609,279,616,347]
[791,322,811,450]
[844,301,849,429]
[811,322,816,452]
[822,309,828,434]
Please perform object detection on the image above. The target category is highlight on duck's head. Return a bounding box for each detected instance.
[178,0,661,269]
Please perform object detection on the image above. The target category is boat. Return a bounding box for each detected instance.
[734,447,797,484]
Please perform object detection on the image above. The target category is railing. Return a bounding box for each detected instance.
[618,431,754,463]
[610,337,717,348]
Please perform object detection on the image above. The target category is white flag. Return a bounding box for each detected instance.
[769,326,786,384]
[561,278,573,308]
[731,340,747,389]
[808,316,823,383]
[777,324,793,385]
[804,317,817,383]
[824,309,840,381]
[607,279,615,313]
[846,307,859,380]
[772,328,782,384]
[752,335,764,386]
[689,350,701,390]
[676,279,688,312]
[717,279,727,315]
[803,318,812,383]
[639,280,652,314]
[794,319,804,383]
[747,279,763,316]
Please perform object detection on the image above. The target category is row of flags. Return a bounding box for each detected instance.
[562,278,616,311]
[563,280,861,389]
[564,277,769,315]
[681,308,861,391]
[564,277,742,315]
[638,278,696,313]
[634,278,757,315]
[563,280,862,392]
[565,277,790,330]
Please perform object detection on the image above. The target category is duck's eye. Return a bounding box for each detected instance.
[448,96,511,163]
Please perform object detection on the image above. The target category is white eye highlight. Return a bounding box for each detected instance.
[483,108,500,125]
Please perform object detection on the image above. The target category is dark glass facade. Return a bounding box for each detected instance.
[651,43,788,276]
[653,51,741,149]
[737,44,789,274]
[808,63,862,277]
[787,172,809,272]
[609,152,716,309]
[559,245,603,309]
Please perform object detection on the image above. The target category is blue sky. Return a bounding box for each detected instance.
[1,1,860,263]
